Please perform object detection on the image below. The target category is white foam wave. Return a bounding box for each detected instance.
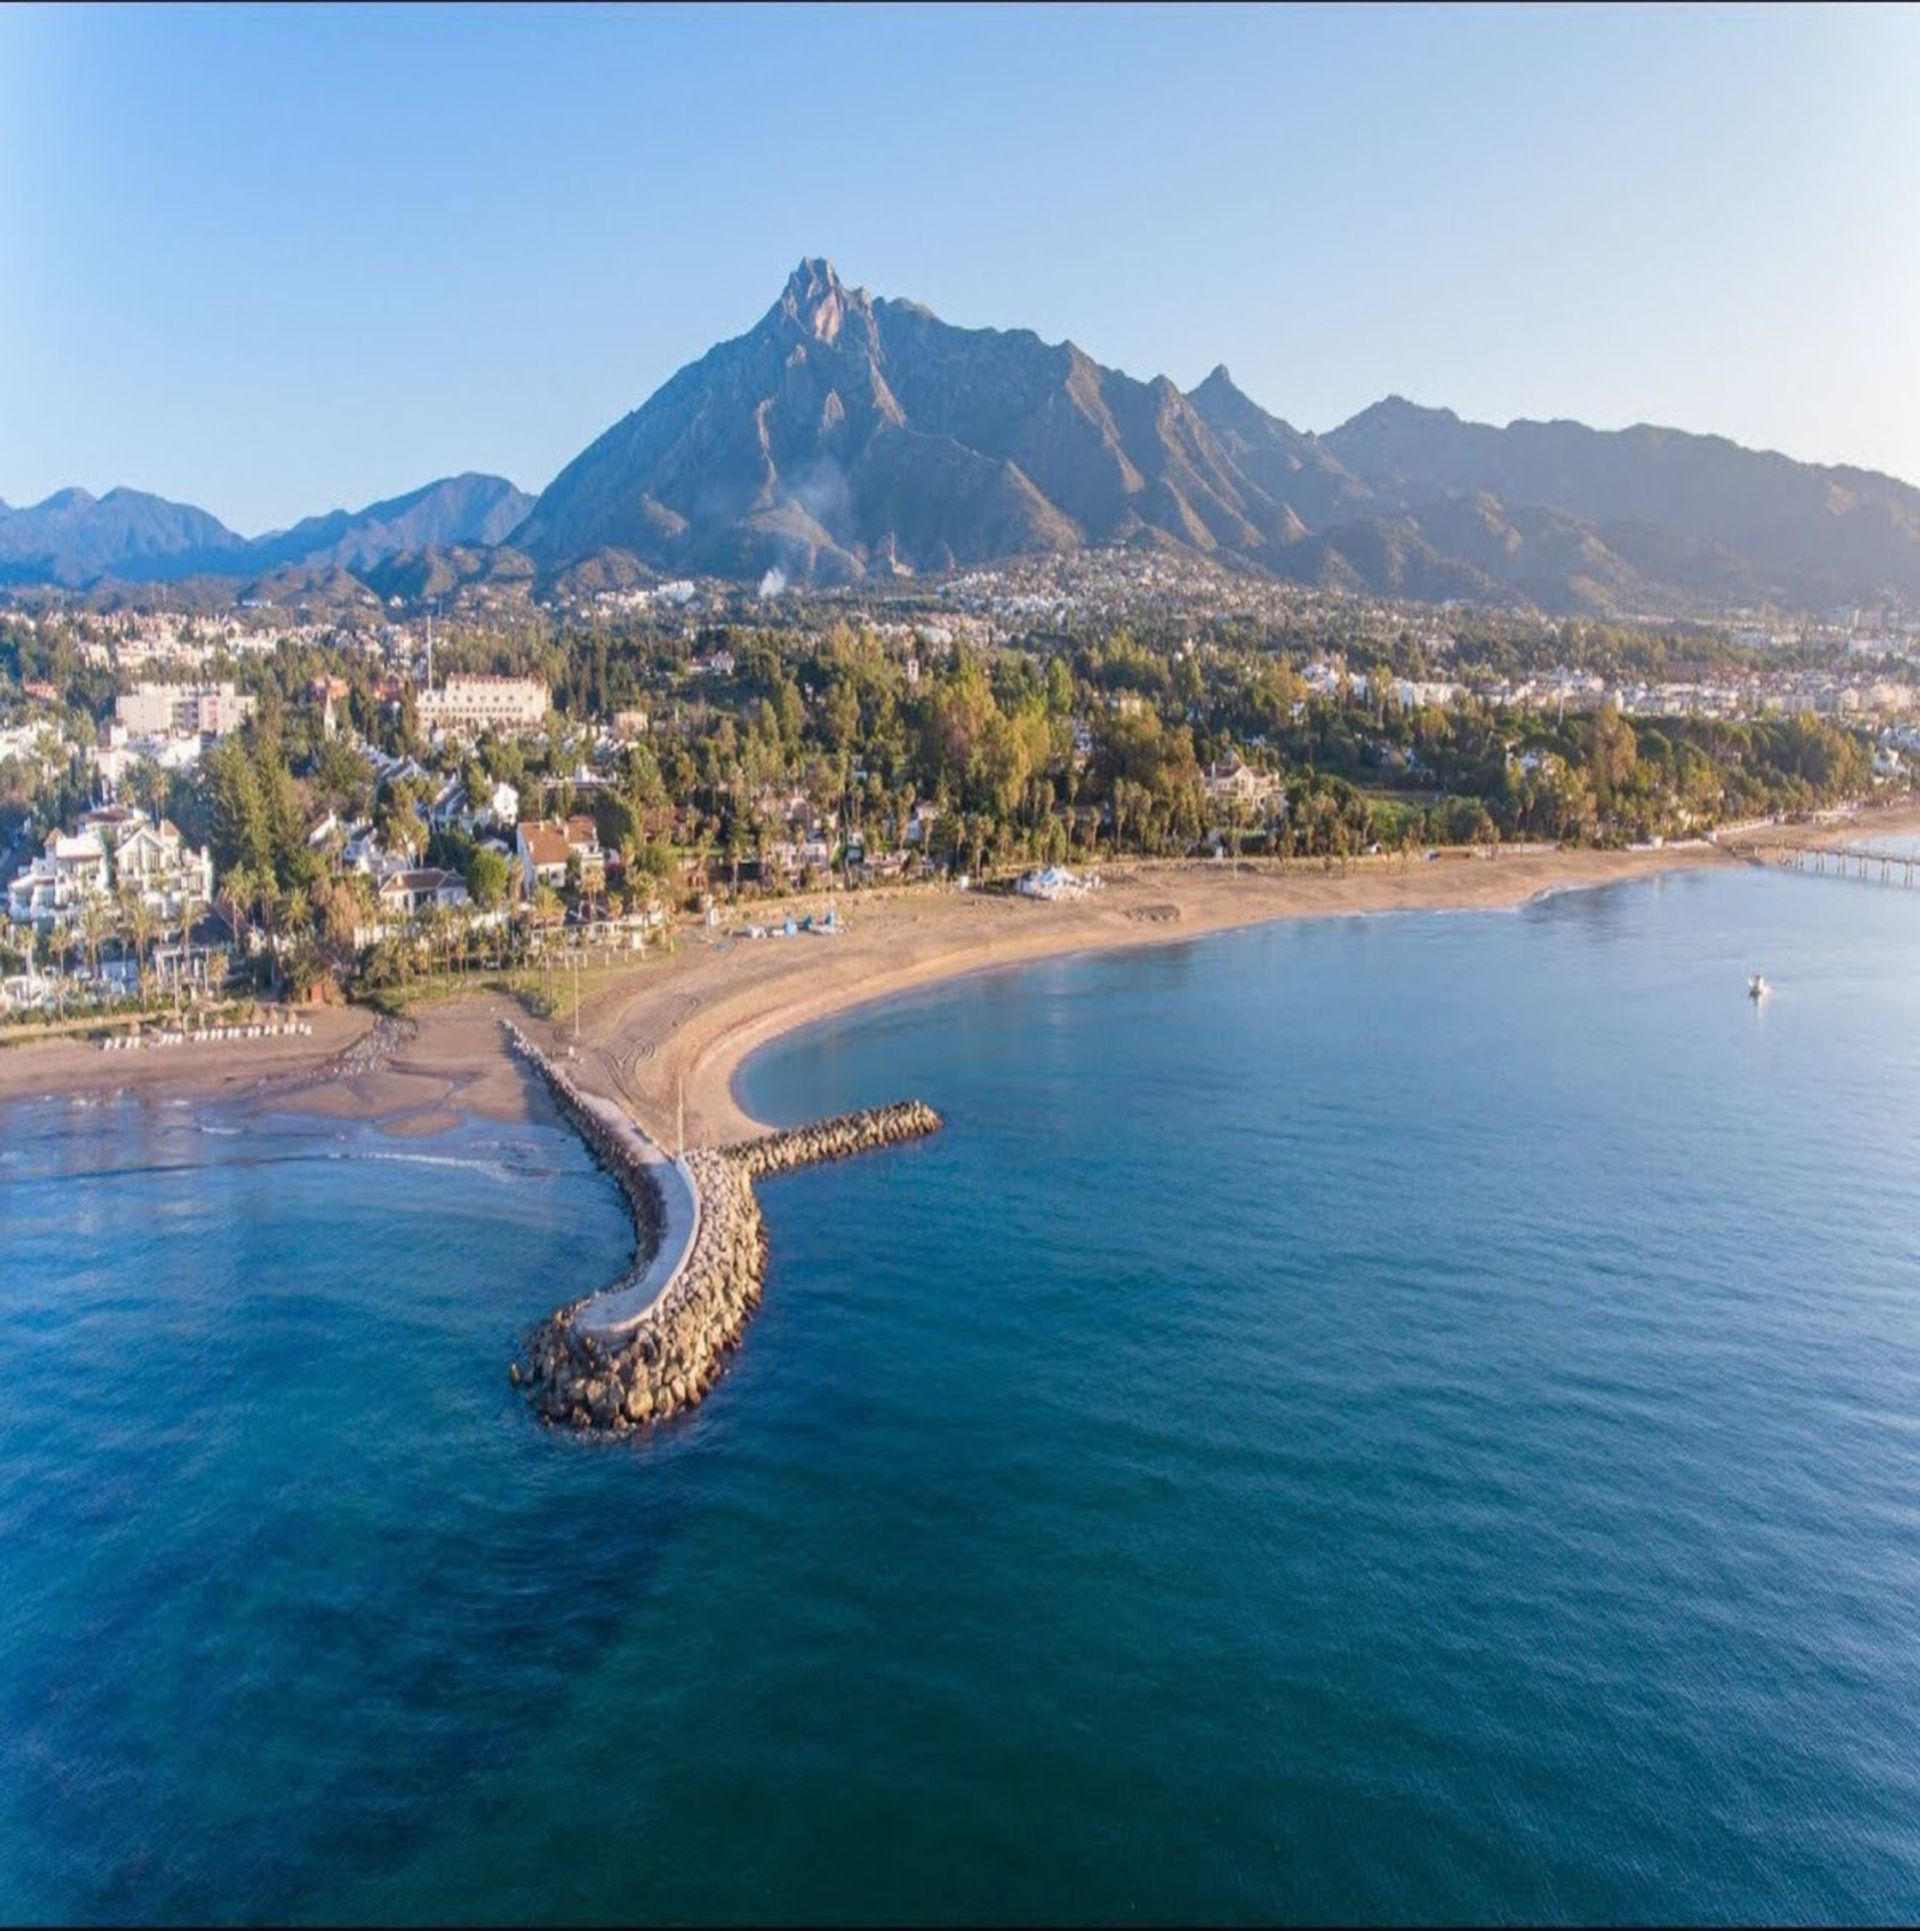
[351,1149,536,1186]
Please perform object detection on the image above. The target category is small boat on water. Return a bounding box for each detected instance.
[1748,973,1771,1001]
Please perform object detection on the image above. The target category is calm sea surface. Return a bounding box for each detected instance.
[6,866,1920,1923]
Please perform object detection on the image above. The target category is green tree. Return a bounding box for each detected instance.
[466,847,511,911]
[207,739,272,878]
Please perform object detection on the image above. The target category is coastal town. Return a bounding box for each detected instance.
[20,8,1920,1925]
[2,562,1915,1025]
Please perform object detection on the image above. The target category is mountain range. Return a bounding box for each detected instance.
[12,258,1920,615]
[0,474,533,591]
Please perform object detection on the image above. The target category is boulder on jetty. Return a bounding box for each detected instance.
[503,1024,939,1435]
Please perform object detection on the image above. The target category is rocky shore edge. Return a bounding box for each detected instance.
[503,1023,940,1432]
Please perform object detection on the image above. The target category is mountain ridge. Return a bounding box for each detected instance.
[11,259,1920,614]
[0,473,532,589]
[512,259,1920,611]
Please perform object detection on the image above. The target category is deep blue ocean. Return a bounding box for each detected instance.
[6,865,1920,1923]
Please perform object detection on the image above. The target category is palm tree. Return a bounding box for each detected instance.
[274,885,313,996]
[220,864,257,946]
[55,926,82,1016]
[120,888,159,1008]
[453,904,479,977]
[422,904,456,982]
[77,894,110,996]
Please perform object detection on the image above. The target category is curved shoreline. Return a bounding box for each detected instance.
[3,833,1900,1431]
[502,847,1722,1434]
[12,826,1901,1140]
[588,844,1744,1151]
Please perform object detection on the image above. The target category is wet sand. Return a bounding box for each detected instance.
[272,997,542,1133]
[0,1004,375,1113]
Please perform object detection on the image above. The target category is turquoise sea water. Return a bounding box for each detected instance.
[6,866,1920,1922]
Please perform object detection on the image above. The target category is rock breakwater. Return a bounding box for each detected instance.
[504,1024,939,1433]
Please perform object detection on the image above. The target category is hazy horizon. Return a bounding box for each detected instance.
[4,2,1918,530]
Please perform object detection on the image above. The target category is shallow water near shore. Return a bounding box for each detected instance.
[7,865,1920,1921]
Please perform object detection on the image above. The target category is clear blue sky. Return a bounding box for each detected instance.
[3,2,1916,533]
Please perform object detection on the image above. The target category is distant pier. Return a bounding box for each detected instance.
[1737,840,1920,889]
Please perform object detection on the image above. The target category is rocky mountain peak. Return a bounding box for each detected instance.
[1189,364,1265,426]
[774,256,865,346]
[500,265,1920,613]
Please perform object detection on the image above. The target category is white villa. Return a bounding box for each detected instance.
[376,866,471,919]
[349,867,477,948]
[515,820,572,894]
[6,806,214,932]
[1202,756,1283,812]
[515,816,603,897]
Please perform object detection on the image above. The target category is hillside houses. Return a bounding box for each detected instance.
[0,716,67,775]
[429,775,519,836]
[91,721,206,795]
[83,680,259,798]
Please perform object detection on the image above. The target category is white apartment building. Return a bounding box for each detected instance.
[417,675,550,736]
[7,828,110,928]
[115,681,257,739]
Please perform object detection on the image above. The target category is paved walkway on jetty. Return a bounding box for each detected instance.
[563,1083,701,1339]
[509,1020,941,1431]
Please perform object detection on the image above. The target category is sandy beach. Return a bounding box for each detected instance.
[0,996,554,1132]
[0,1003,376,1112]
[0,839,1756,1143]
[7,811,1913,1146]
[561,843,1742,1146]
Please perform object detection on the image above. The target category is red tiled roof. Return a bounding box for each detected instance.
[519,823,570,867]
